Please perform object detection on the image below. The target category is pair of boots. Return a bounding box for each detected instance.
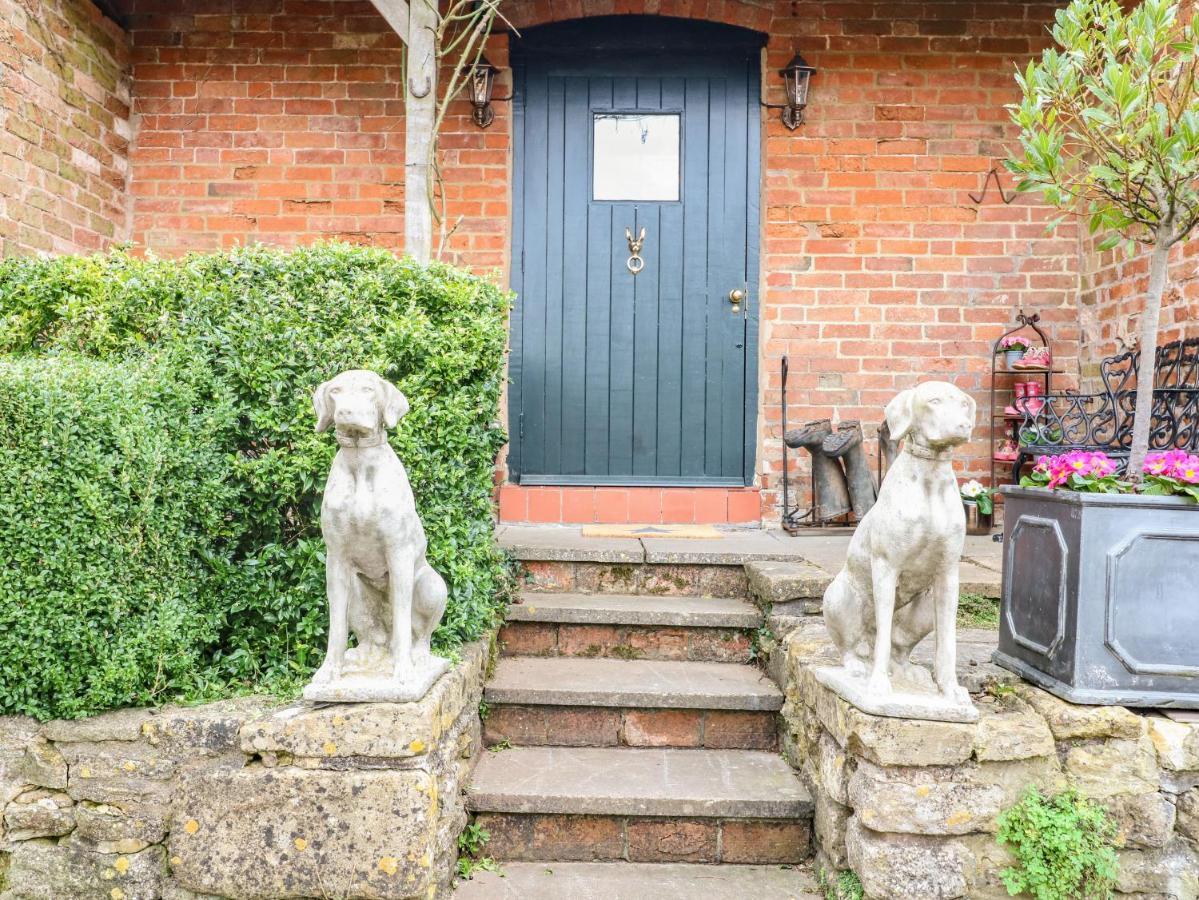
[784,419,878,523]
[1003,382,1044,418]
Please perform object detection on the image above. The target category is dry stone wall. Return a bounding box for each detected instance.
[781,621,1199,900]
[0,640,490,900]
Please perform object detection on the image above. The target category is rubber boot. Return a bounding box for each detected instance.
[1021,380,1045,415]
[823,420,877,518]
[878,420,899,477]
[784,418,852,522]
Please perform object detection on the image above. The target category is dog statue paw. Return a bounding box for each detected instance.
[301,370,451,705]
[813,382,980,724]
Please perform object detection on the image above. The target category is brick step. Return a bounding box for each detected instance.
[501,592,761,661]
[509,592,762,628]
[483,658,782,711]
[467,747,811,864]
[484,705,777,751]
[454,861,821,898]
[521,560,749,599]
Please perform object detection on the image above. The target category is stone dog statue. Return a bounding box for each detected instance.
[302,369,449,703]
[817,381,979,723]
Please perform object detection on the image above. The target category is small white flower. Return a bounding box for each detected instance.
[960,479,985,498]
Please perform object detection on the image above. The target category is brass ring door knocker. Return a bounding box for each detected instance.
[625,227,646,275]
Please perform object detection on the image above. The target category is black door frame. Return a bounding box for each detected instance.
[507,16,764,487]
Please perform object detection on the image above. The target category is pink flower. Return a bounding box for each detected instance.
[1146,450,1199,484]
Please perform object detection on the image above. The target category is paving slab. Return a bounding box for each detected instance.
[745,560,831,605]
[485,657,782,710]
[452,862,821,899]
[507,592,761,628]
[639,531,794,564]
[468,746,811,818]
[498,526,645,563]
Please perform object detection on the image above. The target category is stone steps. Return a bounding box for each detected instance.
[467,746,812,863]
[468,542,816,880]
[453,861,822,899]
[500,592,758,662]
[482,656,781,750]
[485,657,782,711]
[483,703,778,750]
[507,592,762,628]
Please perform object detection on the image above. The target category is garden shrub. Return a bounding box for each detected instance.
[0,354,239,718]
[0,244,510,718]
[996,787,1118,900]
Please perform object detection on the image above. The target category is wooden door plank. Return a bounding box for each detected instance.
[719,69,750,479]
[584,78,615,476]
[559,76,591,476]
[542,76,567,478]
[680,76,711,479]
[606,76,639,476]
[519,72,550,476]
[702,75,728,478]
[655,75,687,478]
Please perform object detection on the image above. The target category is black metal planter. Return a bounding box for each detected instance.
[995,486,1199,708]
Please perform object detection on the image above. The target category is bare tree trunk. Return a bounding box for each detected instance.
[1126,227,1173,479]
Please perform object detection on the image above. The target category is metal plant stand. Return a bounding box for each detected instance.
[988,310,1059,506]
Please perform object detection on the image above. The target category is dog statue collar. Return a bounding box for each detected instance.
[903,440,952,461]
[336,433,387,449]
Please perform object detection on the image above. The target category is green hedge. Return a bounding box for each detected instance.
[0,244,510,719]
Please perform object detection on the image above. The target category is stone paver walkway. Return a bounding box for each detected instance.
[454,861,821,899]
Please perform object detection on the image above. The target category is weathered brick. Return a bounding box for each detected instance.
[475,813,625,861]
[498,622,557,657]
[621,710,704,748]
[720,818,811,864]
[704,710,778,751]
[626,818,718,862]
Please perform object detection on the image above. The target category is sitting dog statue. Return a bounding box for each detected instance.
[303,369,450,703]
[817,381,979,722]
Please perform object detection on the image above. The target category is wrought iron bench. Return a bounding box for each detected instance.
[1013,336,1199,480]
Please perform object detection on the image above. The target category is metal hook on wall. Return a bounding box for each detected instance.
[970,168,1016,205]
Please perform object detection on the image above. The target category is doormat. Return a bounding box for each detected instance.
[581,524,723,539]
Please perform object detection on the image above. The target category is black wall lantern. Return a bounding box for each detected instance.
[780,53,817,129]
[465,56,500,128]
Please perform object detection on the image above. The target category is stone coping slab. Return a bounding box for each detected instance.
[453,861,822,899]
[468,746,811,818]
[507,592,761,628]
[485,657,783,711]
[241,639,488,759]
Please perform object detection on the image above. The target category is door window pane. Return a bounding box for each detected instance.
[593,113,680,201]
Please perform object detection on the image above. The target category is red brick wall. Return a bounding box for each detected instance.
[1080,238,1198,380]
[124,0,1085,522]
[0,0,131,255]
[125,0,409,252]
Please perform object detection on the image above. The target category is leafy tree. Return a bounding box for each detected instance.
[1007,0,1199,477]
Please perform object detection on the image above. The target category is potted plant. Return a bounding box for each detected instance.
[998,451,1199,705]
[998,0,1199,706]
[998,335,1030,367]
[960,479,994,535]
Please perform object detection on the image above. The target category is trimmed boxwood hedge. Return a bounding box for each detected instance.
[0,244,510,719]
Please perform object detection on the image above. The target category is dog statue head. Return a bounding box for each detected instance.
[884,381,975,452]
[313,370,409,441]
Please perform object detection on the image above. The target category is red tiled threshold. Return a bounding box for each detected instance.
[497,486,762,525]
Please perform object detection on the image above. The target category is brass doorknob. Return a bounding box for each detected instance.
[728,288,746,304]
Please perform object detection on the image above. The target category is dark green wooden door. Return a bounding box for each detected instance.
[509,19,762,486]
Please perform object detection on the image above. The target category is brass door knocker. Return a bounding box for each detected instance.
[625,227,646,275]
